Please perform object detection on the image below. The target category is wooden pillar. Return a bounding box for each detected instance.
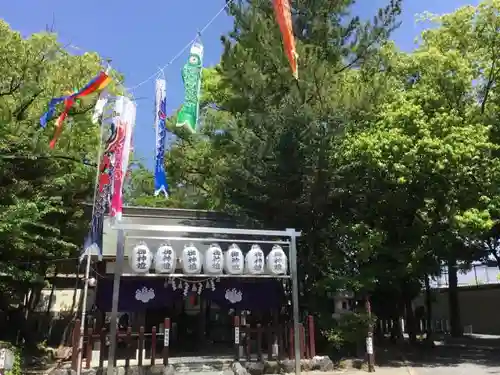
[256,324,263,360]
[199,295,206,344]
[85,327,93,369]
[307,315,316,357]
[270,310,278,360]
[99,328,106,368]
[125,327,132,368]
[278,326,284,359]
[151,326,157,366]
[299,324,306,358]
[245,326,251,360]
[113,329,118,368]
[138,326,145,367]
[163,318,171,365]
[366,297,375,372]
[267,327,273,360]
[71,319,81,370]
[234,316,240,361]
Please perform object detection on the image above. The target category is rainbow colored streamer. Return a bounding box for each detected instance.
[40,71,112,148]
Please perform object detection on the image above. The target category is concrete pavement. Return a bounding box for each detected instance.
[374,341,500,375]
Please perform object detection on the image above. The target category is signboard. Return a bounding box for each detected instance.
[164,328,170,347]
[234,326,240,345]
[366,337,373,355]
[0,348,14,370]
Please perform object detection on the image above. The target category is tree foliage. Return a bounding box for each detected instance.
[4,0,500,351]
[0,20,120,342]
[158,0,500,341]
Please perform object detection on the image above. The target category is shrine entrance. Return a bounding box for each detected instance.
[139,280,284,356]
[104,222,302,375]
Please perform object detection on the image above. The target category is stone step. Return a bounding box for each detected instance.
[173,362,232,373]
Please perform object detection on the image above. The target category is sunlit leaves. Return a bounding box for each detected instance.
[0,20,114,302]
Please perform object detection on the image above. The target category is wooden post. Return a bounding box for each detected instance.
[138,326,145,367]
[299,324,306,358]
[278,326,284,359]
[288,325,294,359]
[306,335,310,359]
[199,296,206,345]
[267,326,273,360]
[99,328,106,368]
[85,328,93,369]
[151,326,157,366]
[245,326,251,361]
[234,316,240,361]
[163,318,170,365]
[125,327,132,368]
[113,330,118,368]
[366,297,375,372]
[71,319,81,370]
[256,324,263,361]
[307,315,316,358]
[271,310,279,360]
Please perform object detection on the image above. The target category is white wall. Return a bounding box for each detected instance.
[34,288,95,312]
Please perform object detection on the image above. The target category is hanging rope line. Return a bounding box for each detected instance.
[91,266,219,283]
[125,0,232,92]
[64,1,232,95]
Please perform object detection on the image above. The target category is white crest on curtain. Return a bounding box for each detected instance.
[225,288,243,304]
[135,287,155,303]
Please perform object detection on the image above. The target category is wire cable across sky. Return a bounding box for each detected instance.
[125,0,233,92]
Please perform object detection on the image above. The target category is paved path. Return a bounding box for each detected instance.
[377,344,500,375]
[411,362,500,375]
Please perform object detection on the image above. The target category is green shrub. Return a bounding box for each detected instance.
[321,312,376,352]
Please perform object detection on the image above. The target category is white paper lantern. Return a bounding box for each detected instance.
[266,245,288,275]
[182,243,202,274]
[154,244,176,274]
[205,243,224,274]
[245,244,265,274]
[129,243,153,274]
[87,277,97,287]
[224,244,244,274]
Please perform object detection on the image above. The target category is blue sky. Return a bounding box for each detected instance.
[2,0,480,169]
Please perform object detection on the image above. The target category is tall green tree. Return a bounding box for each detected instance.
[335,1,500,337]
[161,0,500,343]
[164,0,403,335]
[0,20,122,343]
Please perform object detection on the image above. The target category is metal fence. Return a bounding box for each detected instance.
[430,264,500,288]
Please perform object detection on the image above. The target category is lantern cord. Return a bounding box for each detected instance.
[90,266,219,284]
[173,276,218,284]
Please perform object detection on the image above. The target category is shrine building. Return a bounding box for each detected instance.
[82,205,312,362]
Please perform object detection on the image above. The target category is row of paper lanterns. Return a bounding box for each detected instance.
[128,243,288,276]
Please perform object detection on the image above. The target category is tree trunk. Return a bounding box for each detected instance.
[447,258,462,337]
[424,275,433,341]
[390,298,403,343]
[44,268,58,340]
[404,297,416,344]
[22,284,43,345]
